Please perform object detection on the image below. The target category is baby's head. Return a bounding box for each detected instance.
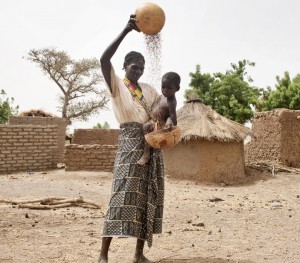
[161,72,180,98]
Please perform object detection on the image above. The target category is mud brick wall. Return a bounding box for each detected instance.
[0,125,58,173]
[65,144,118,172]
[245,109,300,167]
[72,129,119,145]
[280,110,300,167]
[9,116,69,163]
[245,110,282,164]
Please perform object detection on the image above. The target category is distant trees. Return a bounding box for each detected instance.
[26,48,109,122]
[257,72,300,111]
[93,121,110,129]
[185,60,262,124]
[0,89,19,124]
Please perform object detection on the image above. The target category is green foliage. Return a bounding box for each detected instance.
[26,48,109,121]
[258,72,300,111]
[0,89,19,124]
[93,121,110,129]
[184,60,262,124]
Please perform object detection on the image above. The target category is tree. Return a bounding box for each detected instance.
[185,64,215,102]
[258,71,300,111]
[26,48,109,122]
[185,60,262,124]
[0,89,19,124]
[93,121,110,129]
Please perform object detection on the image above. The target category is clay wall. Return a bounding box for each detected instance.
[72,129,119,145]
[245,110,282,164]
[0,125,58,173]
[64,144,118,172]
[9,116,69,163]
[163,139,245,184]
[245,109,300,167]
[279,110,300,167]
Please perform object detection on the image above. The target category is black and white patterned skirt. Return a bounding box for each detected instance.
[102,122,164,247]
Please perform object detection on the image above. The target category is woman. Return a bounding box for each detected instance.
[99,15,164,263]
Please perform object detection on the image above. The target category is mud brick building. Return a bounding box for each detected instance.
[245,109,300,168]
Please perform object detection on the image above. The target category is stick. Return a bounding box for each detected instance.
[247,162,300,174]
[41,198,101,209]
[18,203,74,209]
[0,197,101,210]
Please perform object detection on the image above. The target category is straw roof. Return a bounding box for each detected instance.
[177,99,252,142]
[19,109,56,117]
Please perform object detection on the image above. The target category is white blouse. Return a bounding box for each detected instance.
[106,66,159,125]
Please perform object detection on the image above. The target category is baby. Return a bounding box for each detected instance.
[138,72,180,165]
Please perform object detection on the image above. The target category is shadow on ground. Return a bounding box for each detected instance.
[158,257,255,263]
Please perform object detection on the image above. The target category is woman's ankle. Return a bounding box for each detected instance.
[98,255,108,263]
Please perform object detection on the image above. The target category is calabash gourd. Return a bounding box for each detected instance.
[135,2,165,35]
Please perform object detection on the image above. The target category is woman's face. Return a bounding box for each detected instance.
[124,58,145,84]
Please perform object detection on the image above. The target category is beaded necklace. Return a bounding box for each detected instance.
[123,77,151,115]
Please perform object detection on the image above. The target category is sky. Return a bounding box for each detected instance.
[1,0,300,130]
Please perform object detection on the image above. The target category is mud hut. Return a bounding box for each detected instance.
[163,99,252,183]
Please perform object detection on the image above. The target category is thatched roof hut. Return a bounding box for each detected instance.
[178,99,251,142]
[163,99,252,184]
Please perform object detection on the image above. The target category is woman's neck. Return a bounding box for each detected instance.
[125,77,139,87]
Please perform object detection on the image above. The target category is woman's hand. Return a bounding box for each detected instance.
[125,14,141,32]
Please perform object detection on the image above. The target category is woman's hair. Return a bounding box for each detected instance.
[162,72,181,88]
[123,51,145,66]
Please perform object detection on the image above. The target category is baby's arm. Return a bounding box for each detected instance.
[166,98,177,130]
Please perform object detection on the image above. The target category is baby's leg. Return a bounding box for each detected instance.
[137,142,150,165]
[137,122,153,165]
[143,122,154,134]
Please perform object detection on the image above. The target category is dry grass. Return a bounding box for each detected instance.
[177,101,252,142]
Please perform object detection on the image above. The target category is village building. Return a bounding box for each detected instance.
[163,99,252,184]
[245,108,300,168]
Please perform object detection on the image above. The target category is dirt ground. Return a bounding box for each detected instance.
[0,168,299,263]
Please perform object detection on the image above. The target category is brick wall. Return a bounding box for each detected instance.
[279,110,300,167]
[65,144,118,172]
[245,109,300,167]
[72,129,119,145]
[9,116,69,163]
[0,125,58,173]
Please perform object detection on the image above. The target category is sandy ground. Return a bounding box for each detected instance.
[0,168,299,263]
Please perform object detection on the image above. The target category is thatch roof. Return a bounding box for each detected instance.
[177,99,252,142]
[19,109,56,117]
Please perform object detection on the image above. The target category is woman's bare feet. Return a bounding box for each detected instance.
[133,254,153,263]
[98,256,108,263]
